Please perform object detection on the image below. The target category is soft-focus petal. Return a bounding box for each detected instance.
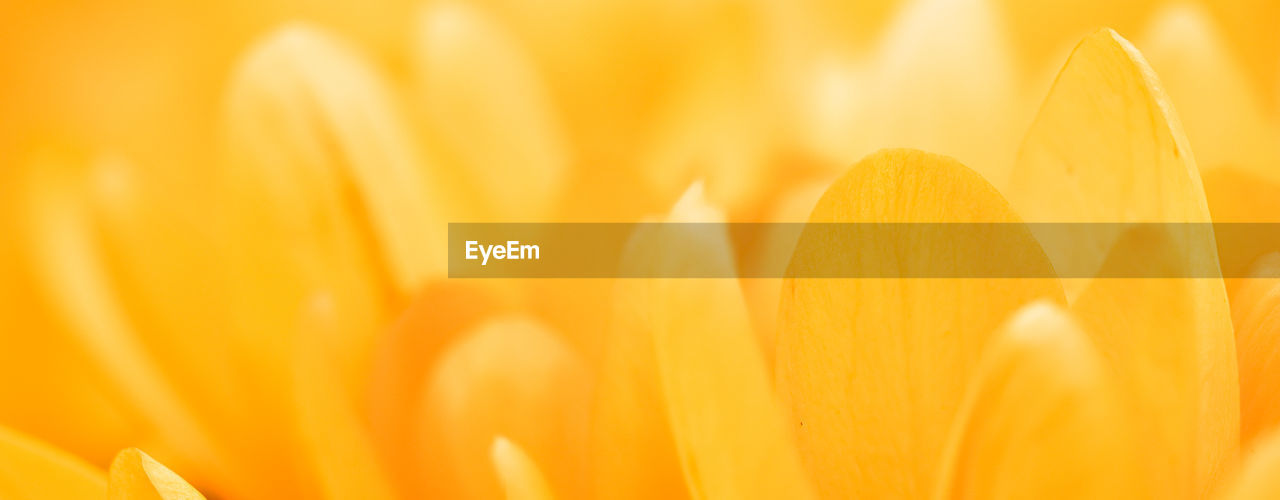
[0,424,105,499]
[934,302,1145,499]
[222,24,433,497]
[615,184,815,499]
[413,2,569,220]
[1008,29,1238,495]
[491,437,556,500]
[1228,254,1280,448]
[1223,429,1280,500]
[294,295,397,500]
[16,149,223,486]
[1139,4,1280,181]
[108,448,205,500]
[368,282,504,492]
[777,149,1063,497]
[415,317,591,499]
[862,0,1021,186]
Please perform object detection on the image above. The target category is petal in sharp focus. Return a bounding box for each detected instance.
[413,2,570,220]
[414,317,592,500]
[1008,29,1238,494]
[1227,254,1280,449]
[777,149,1063,498]
[609,183,815,499]
[107,448,204,500]
[0,424,105,499]
[491,437,556,500]
[933,302,1146,499]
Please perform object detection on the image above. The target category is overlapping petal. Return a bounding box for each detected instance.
[934,303,1145,499]
[1008,28,1238,495]
[777,149,1063,497]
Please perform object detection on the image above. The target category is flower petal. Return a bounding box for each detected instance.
[1139,4,1280,180]
[1224,429,1280,500]
[934,302,1145,499]
[415,317,592,499]
[0,425,105,499]
[294,295,397,500]
[777,149,1063,497]
[107,448,204,500]
[1008,29,1238,494]
[413,2,570,220]
[619,184,815,499]
[491,437,556,500]
[1227,254,1280,448]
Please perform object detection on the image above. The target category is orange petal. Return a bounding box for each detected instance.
[1223,429,1280,500]
[934,303,1146,499]
[107,448,204,500]
[0,424,105,499]
[777,149,1063,497]
[1228,254,1280,448]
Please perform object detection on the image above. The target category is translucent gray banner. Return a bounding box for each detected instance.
[448,223,1280,278]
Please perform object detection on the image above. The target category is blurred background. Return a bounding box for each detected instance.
[0,0,1278,498]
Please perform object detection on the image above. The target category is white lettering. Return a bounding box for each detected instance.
[465,240,541,265]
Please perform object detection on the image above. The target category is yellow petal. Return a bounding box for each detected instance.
[1228,254,1280,448]
[934,302,1145,499]
[0,424,105,499]
[368,282,503,490]
[413,2,569,220]
[108,448,204,500]
[1139,4,1280,181]
[1223,429,1280,500]
[294,295,397,500]
[222,24,431,497]
[16,149,222,486]
[223,22,444,299]
[491,437,556,500]
[862,0,1021,186]
[1008,29,1238,494]
[616,184,815,499]
[415,317,592,499]
[777,149,1063,497]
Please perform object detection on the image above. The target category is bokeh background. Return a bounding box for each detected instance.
[1,0,1279,498]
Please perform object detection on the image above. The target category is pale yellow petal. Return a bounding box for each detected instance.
[491,437,556,500]
[224,22,444,298]
[934,302,1146,500]
[1008,29,1238,494]
[221,24,427,497]
[862,0,1021,186]
[415,317,591,499]
[621,184,815,499]
[107,448,205,500]
[1223,429,1280,500]
[777,149,1063,497]
[1140,4,1280,181]
[413,2,569,220]
[0,424,105,499]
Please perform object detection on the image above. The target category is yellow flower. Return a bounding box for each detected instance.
[3,0,1280,499]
